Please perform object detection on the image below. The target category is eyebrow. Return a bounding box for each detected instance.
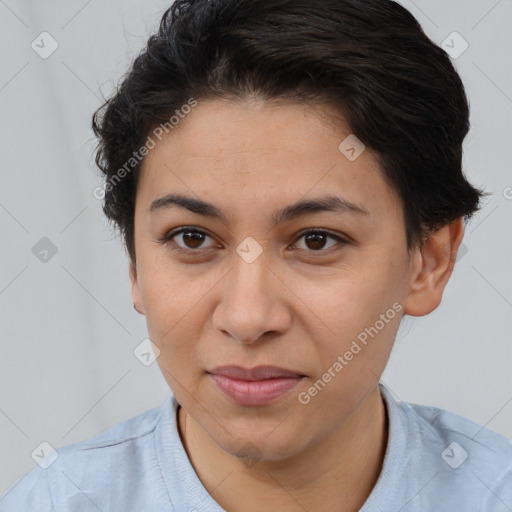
[147,193,370,225]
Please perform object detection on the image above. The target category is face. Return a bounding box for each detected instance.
[130,98,421,461]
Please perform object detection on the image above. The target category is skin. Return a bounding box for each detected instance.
[129,97,464,512]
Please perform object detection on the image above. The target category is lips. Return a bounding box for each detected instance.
[210,365,304,381]
[208,365,305,407]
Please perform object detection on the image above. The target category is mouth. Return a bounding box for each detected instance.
[207,365,306,407]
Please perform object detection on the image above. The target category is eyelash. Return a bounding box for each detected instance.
[158,226,348,255]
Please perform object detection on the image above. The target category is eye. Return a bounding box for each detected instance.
[292,229,348,252]
[159,227,348,255]
[160,226,219,252]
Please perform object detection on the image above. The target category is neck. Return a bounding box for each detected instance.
[178,386,388,512]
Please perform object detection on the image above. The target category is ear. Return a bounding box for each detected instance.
[129,261,145,315]
[403,217,465,317]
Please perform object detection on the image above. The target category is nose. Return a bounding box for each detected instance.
[212,248,292,344]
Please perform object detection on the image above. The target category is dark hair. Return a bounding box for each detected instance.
[92,0,487,264]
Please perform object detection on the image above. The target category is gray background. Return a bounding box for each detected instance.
[1,0,511,495]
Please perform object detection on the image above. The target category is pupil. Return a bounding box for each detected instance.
[306,233,326,250]
[183,231,204,249]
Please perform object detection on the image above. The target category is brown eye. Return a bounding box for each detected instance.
[180,230,208,249]
[294,230,347,252]
[162,227,218,252]
[305,232,329,250]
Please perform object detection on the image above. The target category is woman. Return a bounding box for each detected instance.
[3,0,511,510]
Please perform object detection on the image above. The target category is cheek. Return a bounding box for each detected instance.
[148,295,208,401]
[138,258,204,326]
[299,263,400,329]
[295,262,403,369]
[137,263,215,367]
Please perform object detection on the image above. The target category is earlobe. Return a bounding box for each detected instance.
[129,261,145,315]
[402,218,465,317]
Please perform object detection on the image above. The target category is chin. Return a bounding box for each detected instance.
[213,422,309,464]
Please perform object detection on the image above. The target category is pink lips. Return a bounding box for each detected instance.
[208,365,305,407]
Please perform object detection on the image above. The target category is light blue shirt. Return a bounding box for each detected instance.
[2,383,511,511]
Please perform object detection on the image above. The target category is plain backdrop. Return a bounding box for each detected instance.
[1,0,511,496]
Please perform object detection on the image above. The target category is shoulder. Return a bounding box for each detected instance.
[406,398,512,470]
[0,398,171,511]
[387,388,512,509]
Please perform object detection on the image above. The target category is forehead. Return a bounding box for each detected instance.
[136,99,401,225]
